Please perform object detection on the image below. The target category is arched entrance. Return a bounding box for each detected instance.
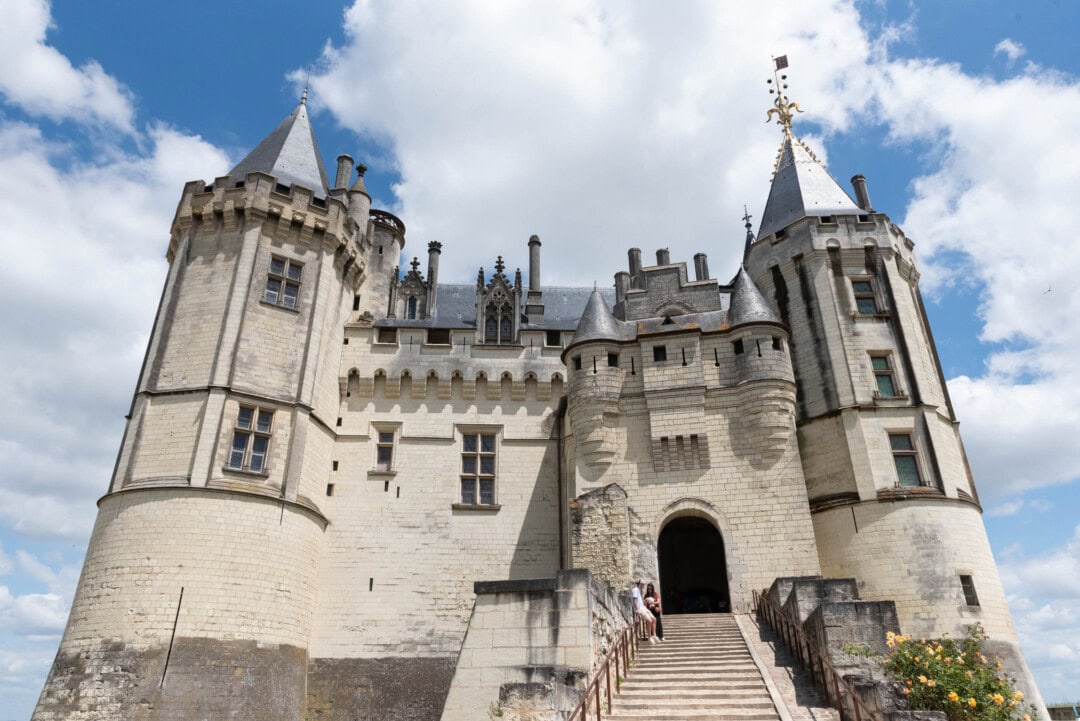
[658,516,730,613]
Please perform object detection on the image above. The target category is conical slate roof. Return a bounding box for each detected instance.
[229,99,330,198]
[572,289,624,344]
[758,133,861,238]
[728,267,780,327]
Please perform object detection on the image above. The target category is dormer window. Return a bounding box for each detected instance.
[484,301,515,344]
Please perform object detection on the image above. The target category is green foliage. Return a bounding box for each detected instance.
[881,625,1035,721]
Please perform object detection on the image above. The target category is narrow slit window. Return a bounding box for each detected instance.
[959,575,980,606]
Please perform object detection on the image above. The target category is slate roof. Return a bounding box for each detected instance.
[228,100,330,199]
[376,285,617,331]
[758,133,861,238]
[728,267,780,327]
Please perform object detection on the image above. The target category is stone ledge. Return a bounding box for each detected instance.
[474,578,556,595]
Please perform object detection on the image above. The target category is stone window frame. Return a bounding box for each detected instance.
[870,352,902,398]
[455,425,501,510]
[263,255,302,310]
[653,345,667,363]
[372,423,400,474]
[887,431,922,487]
[545,330,563,347]
[850,276,881,316]
[226,404,274,475]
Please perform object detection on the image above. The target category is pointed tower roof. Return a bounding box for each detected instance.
[572,289,625,344]
[728,267,780,327]
[757,66,860,239]
[229,94,330,198]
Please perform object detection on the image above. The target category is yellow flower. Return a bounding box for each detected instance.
[914,656,920,663]
[997,662,1004,670]
[944,657,952,664]
[948,692,959,703]
[918,675,928,684]
[968,698,977,708]
[992,693,1004,705]
[1024,715,1032,721]
[886,631,896,640]
[906,680,913,687]
[1014,691,1023,701]
[927,680,937,688]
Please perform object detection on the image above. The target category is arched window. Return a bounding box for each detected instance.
[407,296,418,319]
[500,316,512,343]
[485,316,498,342]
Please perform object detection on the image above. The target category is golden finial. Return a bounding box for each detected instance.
[765,55,803,134]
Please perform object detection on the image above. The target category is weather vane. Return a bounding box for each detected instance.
[766,55,803,134]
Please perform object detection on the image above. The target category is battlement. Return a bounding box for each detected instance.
[169,171,360,263]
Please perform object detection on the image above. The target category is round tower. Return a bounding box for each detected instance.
[34,100,363,721]
[744,89,1044,711]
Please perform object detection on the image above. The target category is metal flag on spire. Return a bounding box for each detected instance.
[766,56,802,133]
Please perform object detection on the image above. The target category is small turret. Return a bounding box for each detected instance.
[728,267,780,328]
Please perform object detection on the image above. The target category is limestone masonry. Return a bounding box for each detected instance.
[33,94,1045,720]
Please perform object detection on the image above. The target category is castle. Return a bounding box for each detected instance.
[33,86,1045,720]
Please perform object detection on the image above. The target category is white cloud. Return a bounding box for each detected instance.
[994,38,1026,62]
[0,0,133,130]
[0,586,67,636]
[311,1,874,285]
[0,120,230,542]
[999,525,1080,701]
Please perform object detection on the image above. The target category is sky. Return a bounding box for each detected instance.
[0,0,1078,717]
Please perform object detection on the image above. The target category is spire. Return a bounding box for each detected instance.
[728,267,780,327]
[758,61,861,239]
[742,205,755,260]
[572,289,624,344]
[229,98,330,198]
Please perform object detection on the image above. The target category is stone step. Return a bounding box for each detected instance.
[607,711,779,721]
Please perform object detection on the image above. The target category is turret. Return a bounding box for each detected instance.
[744,71,1044,713]
[34,96,356,721]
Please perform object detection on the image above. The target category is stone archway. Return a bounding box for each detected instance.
[657,516,730,613]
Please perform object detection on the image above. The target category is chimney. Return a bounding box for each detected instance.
[693,253,709,281]
[628,248,642,288]
[334,154,353,190]
[656,248,671,265]
[615,271,630,304]
[525,235,545,323]
[528,235,542,292]
[851,174,873,211]
[426,241,442,316]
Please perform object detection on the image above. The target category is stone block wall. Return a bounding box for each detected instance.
[439,570,600,721]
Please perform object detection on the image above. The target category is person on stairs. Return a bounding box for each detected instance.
[645,582,664,641]
[631,579,659,643]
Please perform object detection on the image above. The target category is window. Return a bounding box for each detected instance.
[573,356,582,370]
[264,256,302,309]
[889,433,921,486]
[772,337,782,351]
[871,355,898,397]
[353,295,361,311]
[545,330,562,347]
[461,433,497,505]
[376,328,397,343]
[852,279,879,315]
[607,353,619,367]
[427,328,450,345]
[653,346,667,362]
[228,406,273,473]
[959,575,980,606]
[733,339,744,355]
[406,297,418,319]
[375,430,395,471]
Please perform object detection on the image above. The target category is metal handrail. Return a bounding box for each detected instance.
[567,614,647,721]
[753,589,884,721]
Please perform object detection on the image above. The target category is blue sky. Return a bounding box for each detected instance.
[1,1,1078,718]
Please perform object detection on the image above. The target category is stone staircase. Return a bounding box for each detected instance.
[609,613,780,721]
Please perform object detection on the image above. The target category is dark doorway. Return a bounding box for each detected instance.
[658,516,730,613]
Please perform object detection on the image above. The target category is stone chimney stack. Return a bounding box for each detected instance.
[615,271,630,304]
[656,248,671,265]
[426,241,442,316]
[628,248,642,288]
[851,174,873,211]
[525,235,545,324]
[334,154,353,190]
[693,253,709,281]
